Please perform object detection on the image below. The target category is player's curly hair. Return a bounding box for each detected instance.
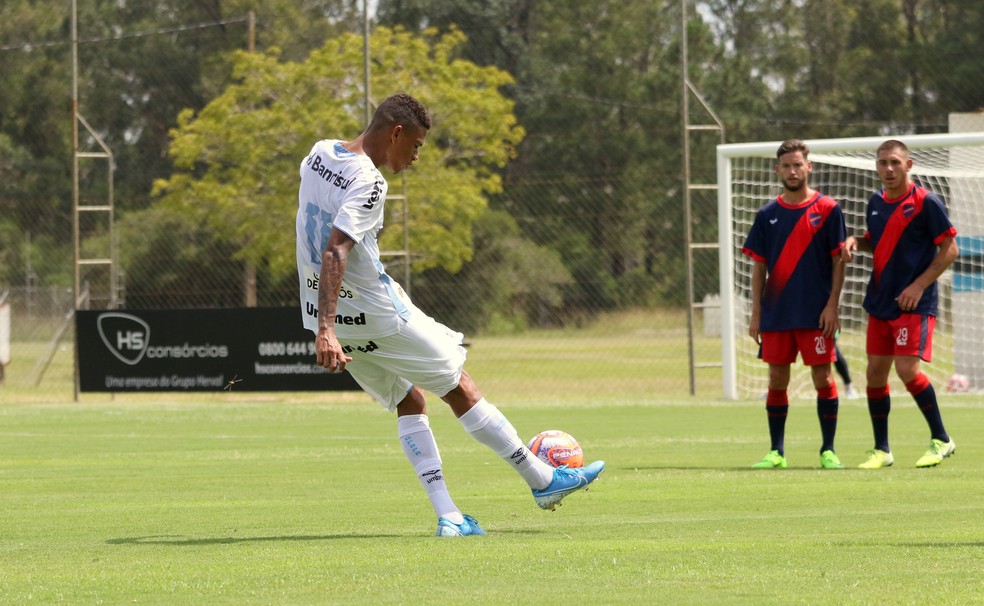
[371,93,431,131]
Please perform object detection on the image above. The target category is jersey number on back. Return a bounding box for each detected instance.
[304,203,333,264]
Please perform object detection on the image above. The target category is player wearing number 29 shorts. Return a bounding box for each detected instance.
[842,139,958,469]
[294,94,604,536]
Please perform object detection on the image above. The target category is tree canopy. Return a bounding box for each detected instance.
[3,0,983,328]
[152,26,524,279]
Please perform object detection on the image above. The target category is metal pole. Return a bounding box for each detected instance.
[681,0,697,395]
[363,0,371,127]
[248,10,255,52]
[71,0,80,401]
[243,11,257,307]
[72,0,79,308]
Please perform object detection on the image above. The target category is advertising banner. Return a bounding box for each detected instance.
[76,307,360,392]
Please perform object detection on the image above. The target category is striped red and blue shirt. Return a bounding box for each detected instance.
[742,192,846,331]
[862,183,956,320]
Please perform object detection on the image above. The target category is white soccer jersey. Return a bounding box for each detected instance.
[296,139,412,339]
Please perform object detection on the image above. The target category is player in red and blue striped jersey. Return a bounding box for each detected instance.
[843,139,959,469]
[742,139,847,470]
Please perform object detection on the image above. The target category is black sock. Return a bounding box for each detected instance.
[867,391,891,453]
[817,397,839,453]
[908,376,949,442]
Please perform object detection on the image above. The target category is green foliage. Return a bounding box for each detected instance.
[153,26,524,280]
[695,0,984,137]
[0,126,72,288]
[0,0,363,296]
[383,1,689,317]
[117,206,245,308]
[4,0,984,318]
[412,209,572,333]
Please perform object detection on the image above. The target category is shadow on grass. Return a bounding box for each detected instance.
[626,466,862,472]
[108,529,545,545]
[107,533,403,546]
[893,541,984,549]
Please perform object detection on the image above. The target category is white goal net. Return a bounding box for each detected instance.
[717,130,984,400]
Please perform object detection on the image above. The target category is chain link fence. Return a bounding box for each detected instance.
[0,5,722,404]
[3,171,720,402]
[4,1,981,403]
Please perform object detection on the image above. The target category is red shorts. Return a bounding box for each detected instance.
[866,314,934,361]
[760,330,836,366]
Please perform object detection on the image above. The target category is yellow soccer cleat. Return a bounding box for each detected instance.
[915,438,955,468]
[858,449,894,469]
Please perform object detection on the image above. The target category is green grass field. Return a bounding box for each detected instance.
[2,391,982,604]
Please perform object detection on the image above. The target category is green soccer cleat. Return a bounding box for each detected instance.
[751,450,787,469]
[858,449,894,469]
[915,438,956,468]
[819,450,844,469]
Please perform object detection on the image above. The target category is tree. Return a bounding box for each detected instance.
[411,209,573,333]
[152,26,524,284]
[0,0,364,293]
[906,0,984,125]
[382,0,691,314]
[696,0,984,138]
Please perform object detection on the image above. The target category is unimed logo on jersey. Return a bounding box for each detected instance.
[97,312,150,365]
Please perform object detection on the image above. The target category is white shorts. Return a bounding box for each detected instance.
[339,308,466,412]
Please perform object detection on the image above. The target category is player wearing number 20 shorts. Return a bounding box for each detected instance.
[741,139,847,471]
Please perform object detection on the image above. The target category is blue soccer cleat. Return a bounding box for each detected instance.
[435,514,487,537]
[532,460,606,511]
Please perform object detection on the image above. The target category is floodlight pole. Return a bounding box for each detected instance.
[363,0,371,127]
[362,0,412,293]
[71,0,79,309]
[71,0,117,401]
[681,0,725,396]
[244,11,257,307]
[71,0,79,400]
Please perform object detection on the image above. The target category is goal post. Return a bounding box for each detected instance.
[717,131,984,400]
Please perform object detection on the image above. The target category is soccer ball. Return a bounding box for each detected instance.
[527,430,583,468]
[945,373,970,393]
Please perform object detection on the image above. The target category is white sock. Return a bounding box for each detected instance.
[397,414,462,524]
[458,398,554,490]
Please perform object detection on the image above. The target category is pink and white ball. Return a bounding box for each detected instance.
[946,373,970,393]
[527,430,584,468]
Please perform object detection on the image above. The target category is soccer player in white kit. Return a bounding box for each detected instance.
[296,93,605,536]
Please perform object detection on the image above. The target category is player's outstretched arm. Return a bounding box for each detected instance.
[841,235,872,262]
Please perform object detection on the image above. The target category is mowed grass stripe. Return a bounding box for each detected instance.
[1,397,982,604]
